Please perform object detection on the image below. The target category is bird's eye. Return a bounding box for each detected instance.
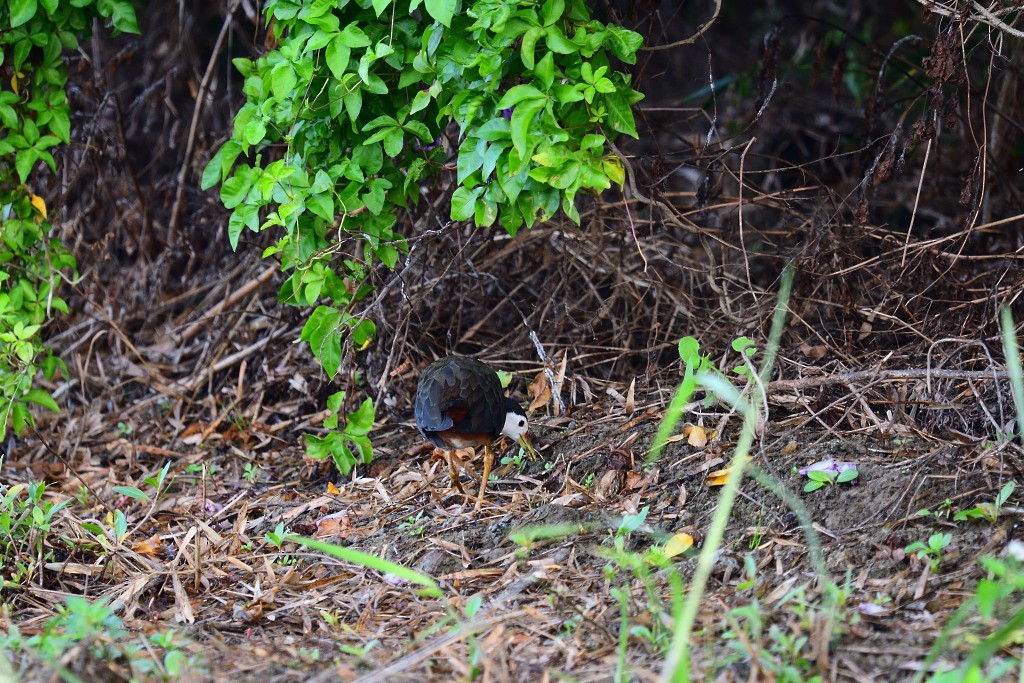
[519,419,525,427]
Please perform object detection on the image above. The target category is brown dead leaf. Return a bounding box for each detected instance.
[798,343,828,359]
[528,371,551,412]
[594,470,625,501]
[132,533,164,558]
[781,440,798,455]
[683,424,708,448]
[624,470,647,490]
[179,422,207,439]
[316,510,350,538]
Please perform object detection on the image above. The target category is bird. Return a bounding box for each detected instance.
[415,355,534,510]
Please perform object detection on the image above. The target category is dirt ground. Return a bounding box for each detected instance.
[4,0,1024,681]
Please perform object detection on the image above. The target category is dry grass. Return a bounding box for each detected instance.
[4,0,1024,681]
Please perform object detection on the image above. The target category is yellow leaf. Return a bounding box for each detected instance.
[683,424,708,448]
[327,481,340,494]
[29,194,47,220]
[664,533,694,558]
[706,457,753,486]
[706,471,729,486]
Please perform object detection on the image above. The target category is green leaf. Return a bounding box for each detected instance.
[604,89,639,138]
[306,193,335,222]
[451,186,481,221]
[305,433,332,460]
[540,0,565,26]
[301,306,343,377]
[510,99,544,158]
[10,0,38,28]
[339,23,371,48]
[544,25,577,54]
[202,141,242,190]
[520,27,545,70]
[836,469,859,484]
[346,398,375,436]
[535,51,555,90]
[220,172,253,209]
[376,244,399,268]
[48,109,70,145]
[326,36,351,79]
[113,486,150,503]
[15,148,38,183]
[22,388,58,412]
[495,84,546,110]
[106,0,140,34]
[606,25,643,63]
[424,0,456,27]
[271,63,298,100]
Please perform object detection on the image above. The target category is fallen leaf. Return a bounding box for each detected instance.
[781,440,798,455]
[706,470,730,486]
[706,458,752,486]
[664,533,694,558]
[594,469,624,500]
[528,371,551,412]
[683,424,708,448]
[624,470,647,490]
[798,343,828,359]
[132,533,163,557]
[624,378,635,414]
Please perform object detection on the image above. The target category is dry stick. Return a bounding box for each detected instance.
[642,0,721,51]
[901,110,935,267]
[765,367,1012,393]
[167,0,240,238]
[176,264,278,344]
[177,333,278,394]
[528,331,566,414]
[737,137,757,300]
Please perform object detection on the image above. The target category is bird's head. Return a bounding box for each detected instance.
[501,400,536,459]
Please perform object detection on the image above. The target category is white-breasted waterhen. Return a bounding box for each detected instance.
[415,355,534,510]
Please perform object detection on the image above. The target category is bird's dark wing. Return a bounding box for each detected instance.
[415,356,505,440]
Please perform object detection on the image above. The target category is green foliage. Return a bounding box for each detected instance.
[0,0,139,439]
[719,577,851,683]
[803,466,859,492]
[953,481,1015,523]
[730,336,757,377]
[1,594,196,678]
[206,0,644,472]
[0,461,71,589]
[303,390,375,475]
[648,335,757,464]
[905,532,952,572]
[916,551,1024,683]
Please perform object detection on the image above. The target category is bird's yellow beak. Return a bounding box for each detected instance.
[518,434,537,461]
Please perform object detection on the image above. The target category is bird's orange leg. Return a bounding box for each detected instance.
[446,450,465,494]
[474,443,494,511]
